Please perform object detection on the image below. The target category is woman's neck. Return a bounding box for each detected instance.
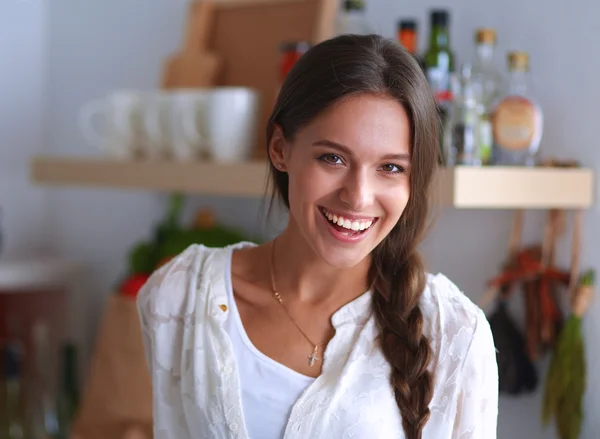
[272,223,371,306]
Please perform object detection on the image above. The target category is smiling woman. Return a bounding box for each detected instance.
[268,93,412,268]
[136,34,499,439]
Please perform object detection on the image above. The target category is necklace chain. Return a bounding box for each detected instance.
[269,239,326,367]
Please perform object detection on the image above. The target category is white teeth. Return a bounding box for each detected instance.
[321,208,375,232]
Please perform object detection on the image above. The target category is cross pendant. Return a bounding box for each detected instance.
[307,346,320,367]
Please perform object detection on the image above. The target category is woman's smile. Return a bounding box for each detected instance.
[318,206,379,243]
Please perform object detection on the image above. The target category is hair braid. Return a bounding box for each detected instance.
[371,249,433,438]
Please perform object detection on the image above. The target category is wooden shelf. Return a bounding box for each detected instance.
[30,156,271,197]
[30,156,595,209]
[435,166,594,209]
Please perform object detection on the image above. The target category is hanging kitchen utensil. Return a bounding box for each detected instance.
[542,252,594,439]
[485,210,539,394]
[485,209,570,362]
[488,294,539,395]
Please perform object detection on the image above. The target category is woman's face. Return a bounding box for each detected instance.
[271,93,412,269]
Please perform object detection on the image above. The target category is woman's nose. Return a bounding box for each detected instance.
[339,170,374,211]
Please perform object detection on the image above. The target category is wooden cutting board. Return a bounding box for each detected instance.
[184,1,215,52]
[161,1,219,89]
[161,52,221,88]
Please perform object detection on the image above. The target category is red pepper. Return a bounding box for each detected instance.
[120,273,151,298]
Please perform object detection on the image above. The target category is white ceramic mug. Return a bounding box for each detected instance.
[205,87,260,162]
[168,90,211,160]
[78,91,144,158]
[140,92,172,159]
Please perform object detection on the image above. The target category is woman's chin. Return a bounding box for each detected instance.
[312,237,373,270]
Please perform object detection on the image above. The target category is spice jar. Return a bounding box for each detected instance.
[279,42,311,84]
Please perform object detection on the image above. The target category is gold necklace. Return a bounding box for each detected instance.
[269,240,326,368]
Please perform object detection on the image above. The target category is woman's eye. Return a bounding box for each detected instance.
[380,164,404,173]
[319,154,343,165]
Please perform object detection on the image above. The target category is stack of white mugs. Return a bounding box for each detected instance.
[79,87,260,162]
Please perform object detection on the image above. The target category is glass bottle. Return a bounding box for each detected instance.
[28,322,60,439]
[491,51,543,166]
[423,9,455,165]
[446,63,482,166]
[471,28,502,165]
[279,41,311,84]
[397,19,424,70]
[335,0,371,35]
[55,343,79,439]
[1,342,26,439]
[471,28,503,112]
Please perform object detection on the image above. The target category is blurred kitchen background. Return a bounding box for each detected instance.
[1,0,599,438]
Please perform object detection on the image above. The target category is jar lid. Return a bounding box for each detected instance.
[508,51,529,71]
[476,28,496,44]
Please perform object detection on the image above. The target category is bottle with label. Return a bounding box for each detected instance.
[471,28,503,165]
[335,0,371,35]
[491,51,543,166]
[423,9,455,165]
[424,10,454,104]
[397,20,424,70]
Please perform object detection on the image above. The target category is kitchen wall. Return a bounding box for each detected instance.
[0,0,48,257]
[38,0,600,438]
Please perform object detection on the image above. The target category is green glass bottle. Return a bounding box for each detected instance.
[423,9,455,165]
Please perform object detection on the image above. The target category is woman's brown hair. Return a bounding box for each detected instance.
[266,34,439,438]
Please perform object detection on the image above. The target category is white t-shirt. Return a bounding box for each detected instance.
[223,252,315,438]
[137,242,499,439]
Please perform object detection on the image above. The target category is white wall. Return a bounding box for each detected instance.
[42,0,599,438]
[0,0,48,258]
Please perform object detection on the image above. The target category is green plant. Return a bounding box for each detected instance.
[126,194,257,275]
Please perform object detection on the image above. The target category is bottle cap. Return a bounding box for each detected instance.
[430,9,449,26]
[398,19,417,31]
[476,28,496,44]
[508,51,529,71]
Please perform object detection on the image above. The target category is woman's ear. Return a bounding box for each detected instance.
[268,124,288,172]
